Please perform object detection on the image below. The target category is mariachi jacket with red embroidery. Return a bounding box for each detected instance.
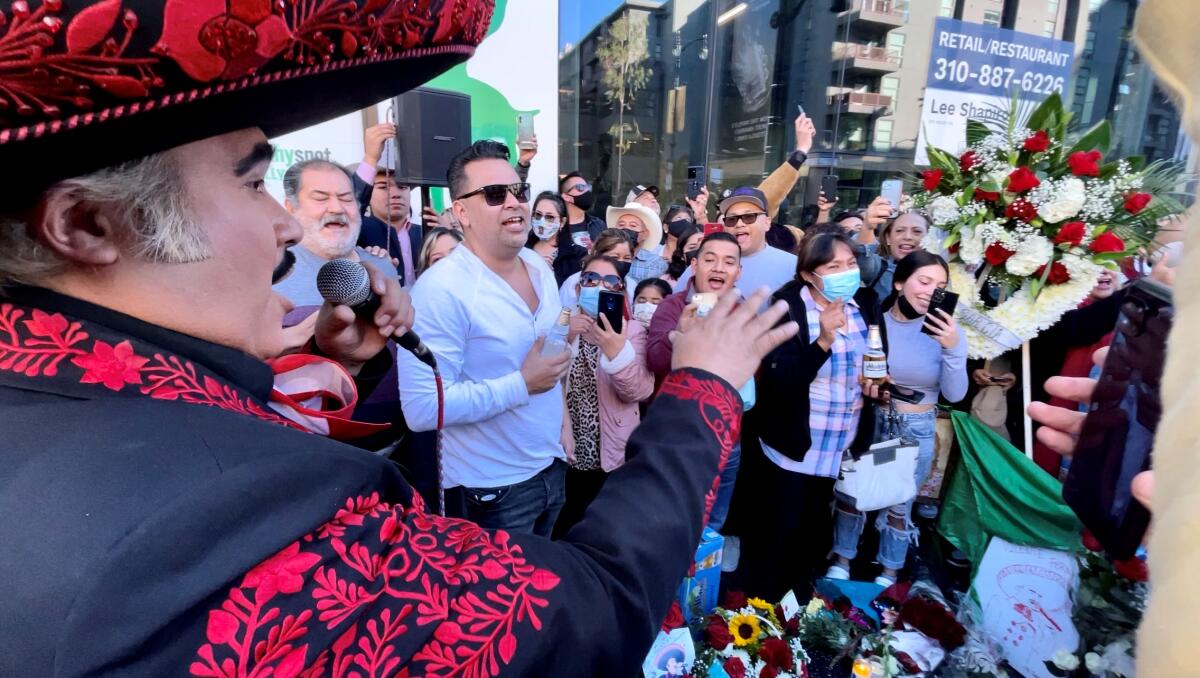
[0,287,741,677]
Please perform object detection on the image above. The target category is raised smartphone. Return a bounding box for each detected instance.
[517,113,535,150]
[921,288,959,336]
[820,174,839,203]
[687,165,706,200]
[598,290,624,334]
[1064,278,1172,559]
[881,178,903,218]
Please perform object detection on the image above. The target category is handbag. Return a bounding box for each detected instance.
[834,436,920,512]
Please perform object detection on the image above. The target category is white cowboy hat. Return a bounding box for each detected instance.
[605,202,663,252]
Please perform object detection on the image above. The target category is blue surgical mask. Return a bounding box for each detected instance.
[819,268,861,303]
[531,217,559,241]
[578,285,600,317]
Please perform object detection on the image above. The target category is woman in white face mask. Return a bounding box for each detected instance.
[525,191,568,272]
[631,278,672,328]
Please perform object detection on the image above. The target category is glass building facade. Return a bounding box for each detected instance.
[558,0,1188,226]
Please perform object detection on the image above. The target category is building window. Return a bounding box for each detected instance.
[1043,20,1056,38]
[1088,0,1104,10]
[873,120,894,152]
[983,10,1001,26]
[938,0,954,17]
[886,32,906,61]
[1084,30,1096,53]
[1047,0,1059,14]
[880,75,900,100]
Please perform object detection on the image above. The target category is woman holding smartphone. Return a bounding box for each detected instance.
[826,250,968,586]
[553,254,656,537]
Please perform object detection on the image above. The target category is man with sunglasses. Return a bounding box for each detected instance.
[674,187,798,310]
[398,140,574,536]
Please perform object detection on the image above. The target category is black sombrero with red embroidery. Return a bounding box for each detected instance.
[0,0,494,202]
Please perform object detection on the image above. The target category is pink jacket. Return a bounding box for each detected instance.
[568,321,656,472]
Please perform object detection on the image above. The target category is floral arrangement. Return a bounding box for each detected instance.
[688,592,810,678]
[911,93,1184,359]
[1044,540,1148,678]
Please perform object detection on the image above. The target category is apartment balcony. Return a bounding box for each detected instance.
[831,42,900,74]
[837,0,907,31]
[827,91,893,115]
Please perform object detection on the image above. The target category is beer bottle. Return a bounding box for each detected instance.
[541,308,573,356]
[862,324,888,385]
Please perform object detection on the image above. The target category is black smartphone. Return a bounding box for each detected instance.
[598,290,624,334]
[1064,279,1172,559]
[687,165,706,200]
[886,383,925,405]
[820,174,839,202]
[921,289,959,336]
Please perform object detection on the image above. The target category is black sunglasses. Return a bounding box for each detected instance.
[457,182,531,206]
[580,271,625,291]
[721,212,766,228]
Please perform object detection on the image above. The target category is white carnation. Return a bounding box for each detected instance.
[1036,177,1086,223]
[1005,234,1053,276]
[928,195,961,226]
[1051,649,1080,671]
[959,226,984,267]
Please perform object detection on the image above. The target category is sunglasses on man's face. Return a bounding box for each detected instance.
[580,271,625,291]
[566,182,591,195]
[722,212,766,229]
[458,182,531,206]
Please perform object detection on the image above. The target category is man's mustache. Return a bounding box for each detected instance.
[272,249,297,284]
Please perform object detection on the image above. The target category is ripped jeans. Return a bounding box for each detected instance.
[831,408,936,571]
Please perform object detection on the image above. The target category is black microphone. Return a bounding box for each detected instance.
[316,258,437,369]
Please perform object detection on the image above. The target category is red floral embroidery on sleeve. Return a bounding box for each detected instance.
[190,494,560,677]
[658,370,742,524]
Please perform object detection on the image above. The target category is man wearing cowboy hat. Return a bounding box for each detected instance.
[0,1,797,675]
[608,201,667,283]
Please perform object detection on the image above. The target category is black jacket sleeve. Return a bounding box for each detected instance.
[352,167,374,216]
[63,370,742,677]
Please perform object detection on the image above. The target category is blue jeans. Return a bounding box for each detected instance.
[445,460,567,537]
[832,408,936,571]
[706,443,741,532]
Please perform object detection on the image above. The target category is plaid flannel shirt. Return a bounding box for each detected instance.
[762,285,869,477]
[628,248,668,283]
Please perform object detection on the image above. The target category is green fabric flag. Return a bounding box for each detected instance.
[938,409,1082,571]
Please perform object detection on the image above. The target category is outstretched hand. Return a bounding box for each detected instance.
[672,286,798,389]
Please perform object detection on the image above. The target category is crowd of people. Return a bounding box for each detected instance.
[261,113,1006,598]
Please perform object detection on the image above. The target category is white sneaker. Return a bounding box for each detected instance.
[874,574,897,588]
[825,564,851,580]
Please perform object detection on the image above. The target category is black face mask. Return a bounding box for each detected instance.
[571,191,595,211]
[668,218,695,240]
[684,249,699,265]
[620,229,641,250]
[896,294,923,320]
[614,261,632,279]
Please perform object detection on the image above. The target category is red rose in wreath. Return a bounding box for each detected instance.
[661,600,685,632]
[1006,167,1041,193]
[985,242,1015,266]
[1005,199,1037,223]
[1068,150,1103,177]
[760,637,794,670]
[922,169,943,192]
[155,0,295,82]
[960,150,980,172]
[1089,232,1126,254]
[974,188,1001,202]
[1034,262,1071,285]
[1113,556,1149,582]
[1124,192,1152,215]
[1053,221,1087,247]
[706,615,733,650]
[723,657,747,678]
[1023,130,1051,152]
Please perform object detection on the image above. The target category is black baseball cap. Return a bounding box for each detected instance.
[718,186,768,215]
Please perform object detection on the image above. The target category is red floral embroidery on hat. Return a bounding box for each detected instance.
[154,0,294,82]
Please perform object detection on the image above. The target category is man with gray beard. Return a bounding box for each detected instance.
[274,159,399,346]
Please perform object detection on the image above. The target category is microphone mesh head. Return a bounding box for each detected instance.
[316,258,372,306]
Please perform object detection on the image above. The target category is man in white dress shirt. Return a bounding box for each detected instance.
[398,140,573,536]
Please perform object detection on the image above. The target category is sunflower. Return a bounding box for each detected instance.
[747,597,774,614]
[728,613,762,647]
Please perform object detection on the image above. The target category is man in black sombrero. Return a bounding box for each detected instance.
[0,1,798,675]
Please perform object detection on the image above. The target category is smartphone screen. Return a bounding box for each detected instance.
[881,179,903,217]
[1064,279,1172,558]
[598,290,624,334]
[516,114,535,149]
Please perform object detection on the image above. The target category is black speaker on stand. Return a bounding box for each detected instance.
[390,87,472,220]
